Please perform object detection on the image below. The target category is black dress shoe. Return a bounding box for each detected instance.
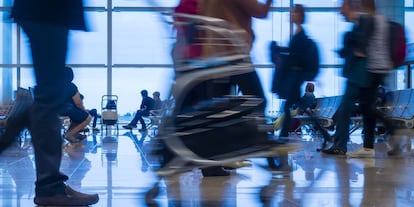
[34,185,99,206]
[201,166,230,177]
[321,147,346,155]
[122,124,136,130]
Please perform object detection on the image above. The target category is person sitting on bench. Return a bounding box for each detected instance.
[273,82,317,132]
[60,67,92,142]
[123,90,155,132]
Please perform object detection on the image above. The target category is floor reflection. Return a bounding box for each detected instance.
[0,129,414,206]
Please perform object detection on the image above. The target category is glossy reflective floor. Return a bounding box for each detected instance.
[1,127,414,207]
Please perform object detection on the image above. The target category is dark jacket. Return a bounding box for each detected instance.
[338,15,374,87]
[272,30,309,98]
[296,92,317,114]
[10,0,86,30]
[140,96,155,116]
[283,30,308,71]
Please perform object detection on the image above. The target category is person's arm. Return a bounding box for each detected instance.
[140,98,152,111]
[72,92,86,110]
[351,14,374,57]
[140,100,147,111]
[238,0,273,18]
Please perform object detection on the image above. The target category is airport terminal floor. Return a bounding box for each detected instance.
[1,127,414,207]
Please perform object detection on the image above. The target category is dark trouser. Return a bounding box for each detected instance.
[230,71,267,112]
[361,73,393,149]
[181,70,266,113]
[279,72,305,137]
[206,71,266,112]
[88,109,99,128]
[20,21,69,197]
[333,81,362,151]
[333,73,393,151]
[130,110,148,129]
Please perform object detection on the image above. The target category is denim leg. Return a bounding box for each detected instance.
[362,73,392,148]
[130,110,141,126]
[89,109,98,128]
[19,21,69,197]
[360,86,376,149]
[333,82,360,151]
[279,74,302,137]
[137,112,146,129]
[280,98,295,137]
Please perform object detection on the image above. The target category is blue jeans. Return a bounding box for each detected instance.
[333,73,393,151]
[130,110,149,129]
[20,20,69,197]
[279,72,305,137]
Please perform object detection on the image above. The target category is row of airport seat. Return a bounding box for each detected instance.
[294,88,414,136]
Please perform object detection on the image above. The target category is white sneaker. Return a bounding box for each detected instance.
[346,158,375,169]
[347,147,375,158]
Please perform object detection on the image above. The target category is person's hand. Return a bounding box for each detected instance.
[270,41,280,64]
[354,50,367,57]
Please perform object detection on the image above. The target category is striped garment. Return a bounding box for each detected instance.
[366,15,394,73]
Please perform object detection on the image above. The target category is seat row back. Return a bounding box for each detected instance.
[381,89,414,128]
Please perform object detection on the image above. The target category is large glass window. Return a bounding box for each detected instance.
[411,64,414,88]
[0,12,15,65]
[303,12,352,65]
[19,12,108,65]
[294,0,339,7]
[0,0,12,7]
[252,12,290,65]
[67,12,108,64]
[112,68,174,115]
[2,1,413,113]
[71,68,108,111]
[1,67,14,103]
[405,12,414,44]
[113,0,180,7]
[84,0,107,7]
[112,12,174,65]
[314,67,347,97]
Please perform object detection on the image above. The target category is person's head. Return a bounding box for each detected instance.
[340,0,361,22]
[290,4,305,25]
[361,0,376,15]
[377,85,386,94]
[305,82,315,93]
[153,91,160,99]
[141,90,148,97]
[63,66,74,82]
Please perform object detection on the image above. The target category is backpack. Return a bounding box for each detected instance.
[388,21,407,68]
[303,38,320,81]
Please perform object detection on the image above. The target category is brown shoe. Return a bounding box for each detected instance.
[34,185,99,206]
[76,133,87,141]
[64,133,87,143]
[64,133,79,143]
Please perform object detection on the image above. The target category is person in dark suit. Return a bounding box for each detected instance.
[0,0,99,206]
[275,4,312,138]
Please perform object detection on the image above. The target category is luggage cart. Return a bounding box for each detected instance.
[144,13,300,204]
[101,95,119,135]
